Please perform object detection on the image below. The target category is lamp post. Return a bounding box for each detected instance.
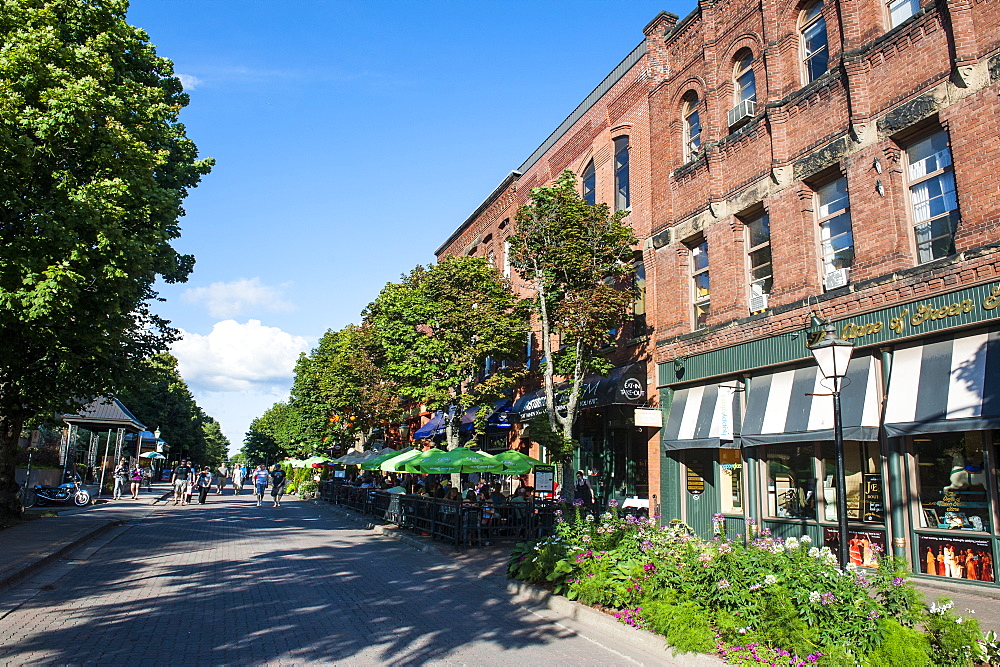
[808,321,855,570]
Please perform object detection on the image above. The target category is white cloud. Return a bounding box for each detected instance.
[181,277,293,319]
[172,320,311,393]
[177,73,202,90]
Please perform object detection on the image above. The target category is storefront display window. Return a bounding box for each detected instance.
[720,448,743,513]
[914,431,989,532]
[766,443,816,519]
[820,441,882,523]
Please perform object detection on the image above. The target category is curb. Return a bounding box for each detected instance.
[0,519,118,592]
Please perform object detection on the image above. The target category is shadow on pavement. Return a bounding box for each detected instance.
[0,495,581,665]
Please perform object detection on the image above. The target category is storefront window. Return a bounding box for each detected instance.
[766,443,816,519]
[915,431,989,532]
[720,448,743,513]
[820,441,882,523]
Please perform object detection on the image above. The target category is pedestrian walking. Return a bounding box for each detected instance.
[129,465,144,500]
[196,467,213,504]
[232,465,245,495]
[269,464,287,507]
[112,457,129,500]
[252,464,269,507]
[216,464,229,494]
[172,459,193,505]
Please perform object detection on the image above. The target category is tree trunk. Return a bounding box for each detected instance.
[0,412,27,524]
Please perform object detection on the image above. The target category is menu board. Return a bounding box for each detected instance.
[534,465,555,493]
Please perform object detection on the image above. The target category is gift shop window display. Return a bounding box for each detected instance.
[764,441,883,523]
[911,431,997,583]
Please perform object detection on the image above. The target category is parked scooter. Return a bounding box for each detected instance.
[31,475,90,507]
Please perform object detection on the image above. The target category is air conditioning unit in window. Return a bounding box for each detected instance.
[749,292,769,313]
[728,99,757,129]
[824,268,850,291]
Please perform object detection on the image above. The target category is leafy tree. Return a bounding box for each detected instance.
[116,353,206,461]
[200,417,230,468]
[0,0,212,520]
[242,402,296,464]
[508,170,637,487]
[292,323,406,451]
[365,256,529,449]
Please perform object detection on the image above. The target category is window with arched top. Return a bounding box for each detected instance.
[729,49,757,129]
[613,136,630,211]
[582,159,596,205]
[683,92,702,162]
[800,1,829,84]
[733,50,756,106]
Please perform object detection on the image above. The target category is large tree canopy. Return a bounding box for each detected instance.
[508,170,637,487]
[365,256,529,449]
[0,0,212,520]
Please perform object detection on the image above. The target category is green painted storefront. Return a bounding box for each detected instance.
[658,279,1000,587]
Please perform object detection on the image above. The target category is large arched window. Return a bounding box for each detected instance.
[613,136,630,211]
[729,49,757,128]
[581,160,596,205]
[800,1,829,84]
[682,92,702,162]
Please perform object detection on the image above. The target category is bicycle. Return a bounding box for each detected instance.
[17,482,37,509]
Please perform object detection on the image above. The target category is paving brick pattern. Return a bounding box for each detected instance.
[0,493,671,665]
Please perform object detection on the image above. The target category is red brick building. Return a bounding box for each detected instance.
[648,0,1000,587]
[434,0,1000,585]
[435,42,659,505]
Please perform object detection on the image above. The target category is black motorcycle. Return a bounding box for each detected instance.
[29,478,91,507]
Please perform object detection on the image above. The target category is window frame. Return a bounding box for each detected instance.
[614,136,630,211]
[682,92,702,162]
[744,212,773,312]
[690,238,710,330]
[814,176,855,289]
[800,1,829,84]
[733,49,756,106]
[886,0,920,28]
[903,129,960,264]
[582,159,596,206]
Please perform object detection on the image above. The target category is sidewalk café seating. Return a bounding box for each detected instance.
[317,482,559,548]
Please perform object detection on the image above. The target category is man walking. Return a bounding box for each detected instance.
[269,464,287,507]
[112,456,129,500]
[172,459,193,506]
[252,464,269,507]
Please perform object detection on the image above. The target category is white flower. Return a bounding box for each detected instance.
[808,547,820,558]
[809,591,822,603]
[764,574,777,586]
[786,537,800,550]
[585,514,595,523]
[800,535,813,545]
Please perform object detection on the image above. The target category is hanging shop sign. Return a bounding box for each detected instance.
[862,473,885,523]
[686,459,705,496]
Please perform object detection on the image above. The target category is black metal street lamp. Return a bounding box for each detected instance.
[808,321,855,569]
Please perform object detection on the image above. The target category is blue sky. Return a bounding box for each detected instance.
[127,0,687,450]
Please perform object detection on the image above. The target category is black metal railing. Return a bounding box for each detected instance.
[318,481,561,548]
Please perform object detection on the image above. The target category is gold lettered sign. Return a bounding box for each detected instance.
[805,283,1000,348]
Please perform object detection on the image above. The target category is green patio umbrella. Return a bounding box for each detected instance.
[282,458,306,468]
[139,451,166,459]
[380,449,423,472]
[412,447,503,474]
[492,450,545,475]
[361,448,412,470]
[402,449,451,474]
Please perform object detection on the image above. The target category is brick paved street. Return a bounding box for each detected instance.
[0,493,690,665]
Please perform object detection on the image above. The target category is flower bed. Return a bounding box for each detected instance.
[507,503,998,665]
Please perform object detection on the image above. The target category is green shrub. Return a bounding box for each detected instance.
[923,599,983,666]
[641,599,716,655]
[865,618,931,666]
